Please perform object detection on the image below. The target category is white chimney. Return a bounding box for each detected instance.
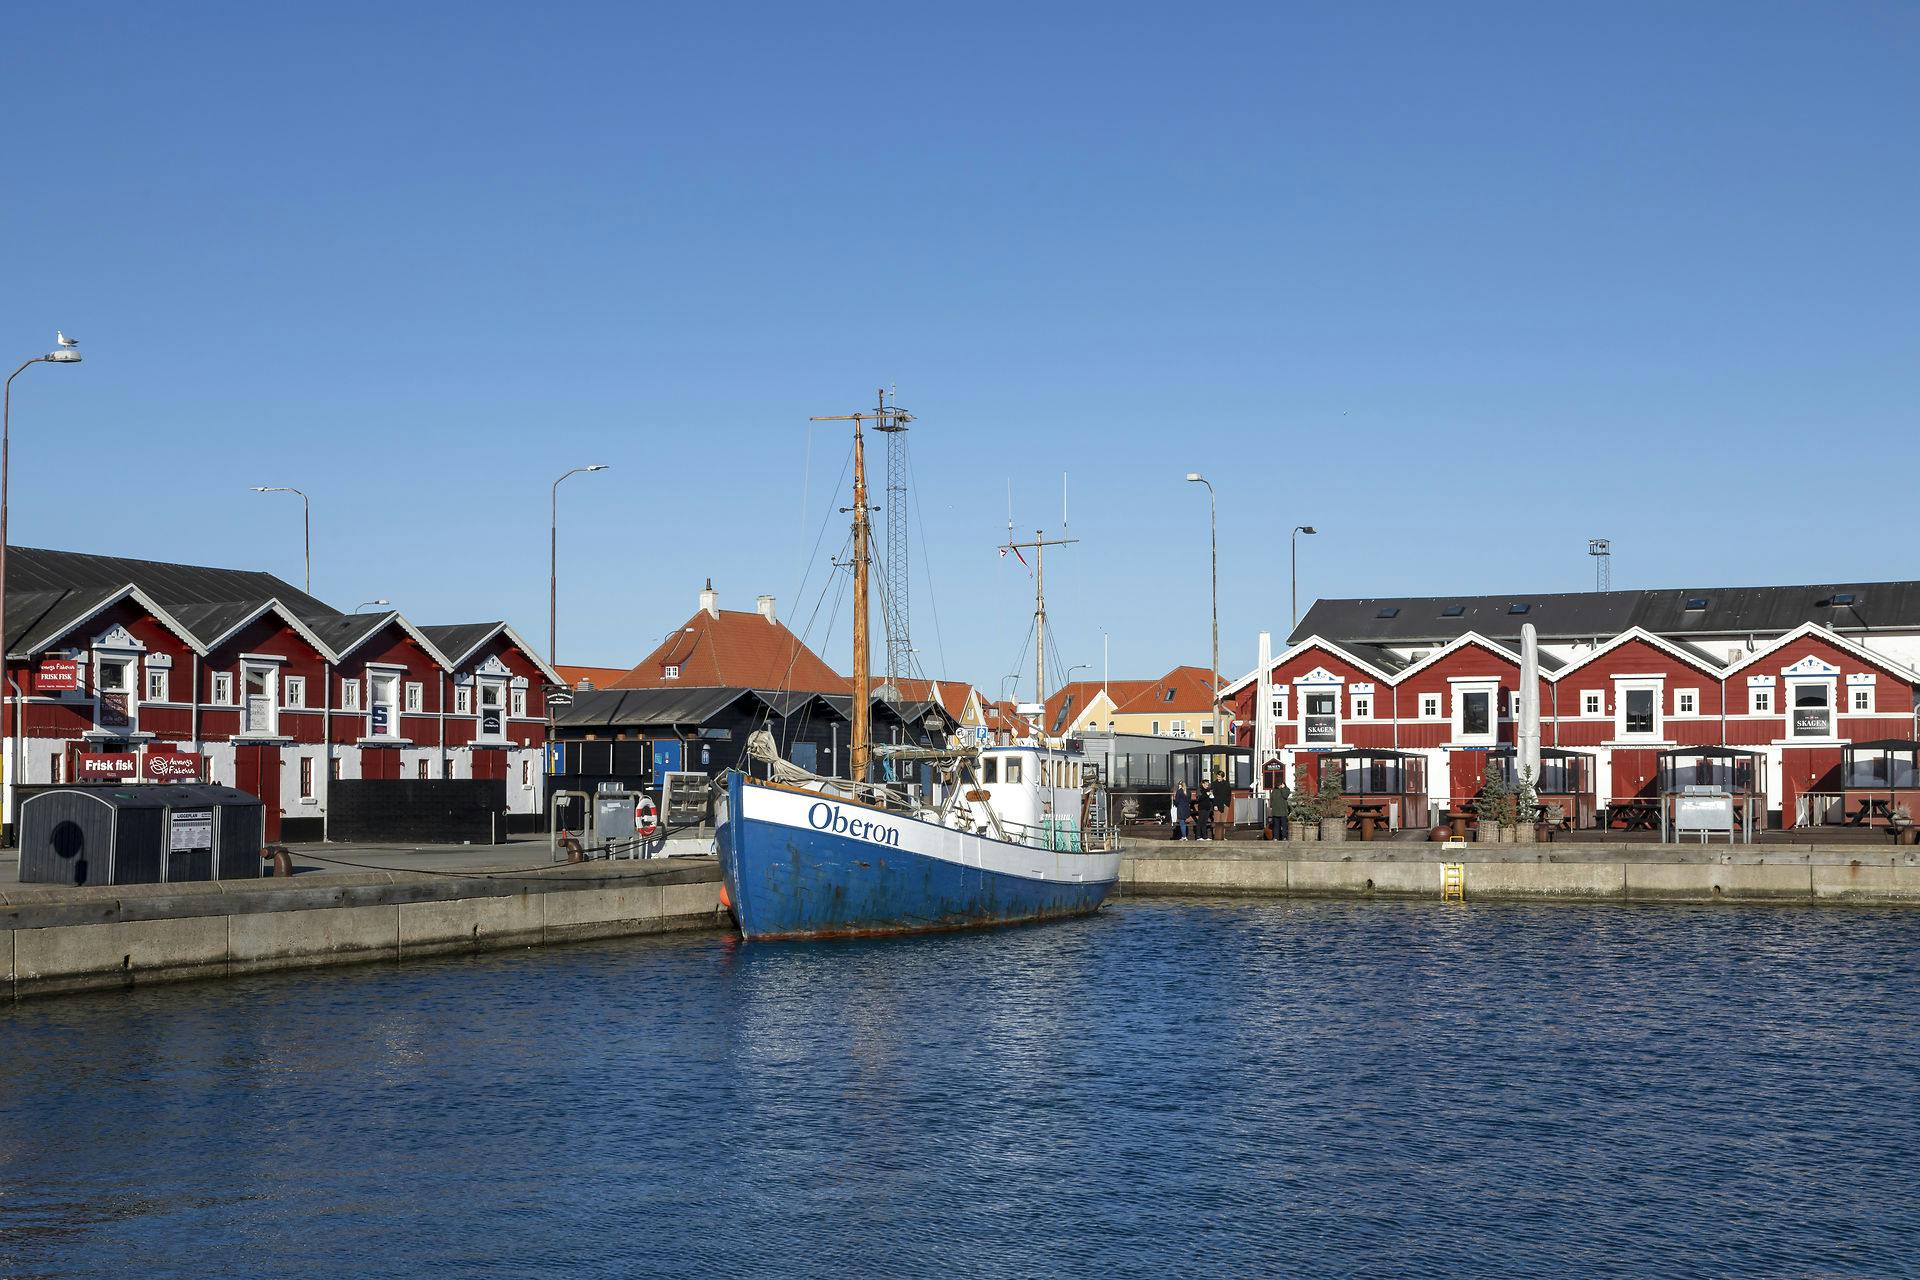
[699,578,719,618]
[756,594,777,624]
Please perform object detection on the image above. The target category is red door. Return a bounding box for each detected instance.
[362,747,401,780]
[471,747,507,781]
[233,743,282,843]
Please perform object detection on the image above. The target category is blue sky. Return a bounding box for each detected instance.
[4,3,1915,692]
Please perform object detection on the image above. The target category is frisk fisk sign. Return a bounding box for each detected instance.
[75,752,138,780]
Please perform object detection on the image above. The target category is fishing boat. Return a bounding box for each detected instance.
[714,394,1120,940]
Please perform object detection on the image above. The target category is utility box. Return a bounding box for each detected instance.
[17,785,264,886]
[594,792,638,851]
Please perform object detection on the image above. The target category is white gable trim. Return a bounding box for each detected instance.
[9,583,208,660]
[1720,621,1920,685]
[1219,635,1397,697]
[1391,632,1520,683]
[1544,626,1725,682]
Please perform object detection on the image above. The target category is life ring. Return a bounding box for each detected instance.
[636,796,661,839]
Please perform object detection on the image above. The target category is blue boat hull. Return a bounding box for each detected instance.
[716,773,1117,940]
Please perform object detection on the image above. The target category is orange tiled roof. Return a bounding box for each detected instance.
[1042,679,1154,735]
[609,605,849,694]
[1110,665,1219,716]
[555,664,630,691]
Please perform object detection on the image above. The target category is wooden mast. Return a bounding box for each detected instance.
[850,409,872,782]
[812,390,904,782]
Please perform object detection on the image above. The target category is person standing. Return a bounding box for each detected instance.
[1268,773,1291,841]
[1192,778,1213,842]
[1211,771,1234,839]
[1172,784,1191,841]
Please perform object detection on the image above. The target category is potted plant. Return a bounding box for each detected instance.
[1512,766,1540,845]
[1471,760,1510,842]
[1290,784,1321,841]
[1317,765,1347,843]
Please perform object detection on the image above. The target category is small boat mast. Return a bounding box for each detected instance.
[811,390,912,783]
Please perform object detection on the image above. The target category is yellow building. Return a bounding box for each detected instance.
[1040,665,1222,743]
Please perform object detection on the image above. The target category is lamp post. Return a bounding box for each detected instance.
[1291,525,1317,632]
[1186,473,1219,742]
[550,465,610,667]
[354,598,390,614]
[4,334,83,825]
[250,486,310,593]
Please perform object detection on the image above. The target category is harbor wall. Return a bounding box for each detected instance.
[2,860,725,1000]
[1122,851,1920,906]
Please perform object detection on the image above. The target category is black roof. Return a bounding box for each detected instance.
[1292,580,1920,648]
[4,545,521,667]
[551,685,955,731]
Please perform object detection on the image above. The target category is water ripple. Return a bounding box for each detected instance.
[2,899,1917,1278]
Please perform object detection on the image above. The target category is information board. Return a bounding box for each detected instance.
[170,810,214,852]
[1674,792,1734,834]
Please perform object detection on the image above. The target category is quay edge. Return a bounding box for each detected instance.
[1120,843,1920,906]
[1,859,725,1001]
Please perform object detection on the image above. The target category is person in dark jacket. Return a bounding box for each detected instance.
[1172,784,1192,840]
[1268,776,1291,841]
[1211,773,1234,836]
[1192,778,1213,841]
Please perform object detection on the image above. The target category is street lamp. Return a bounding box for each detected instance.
[551,465,610,666]
[1186,473,1219,741]
[354,598,390,613]
[4,333,83,821]
[1292,526,1317,632]
[250,486,311,593]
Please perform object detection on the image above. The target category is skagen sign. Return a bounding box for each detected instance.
[807,801,901,848]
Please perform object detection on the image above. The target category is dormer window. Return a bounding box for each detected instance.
[663,664,681,680]
[1830,593,1858,607]
[1162,688,1175,702]
[1441,605,1465,618]
[1684,597,1709,611]
[1376,606,1400,619]
[1507,603,1530,615]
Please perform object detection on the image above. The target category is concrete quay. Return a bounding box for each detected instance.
[1,856,725,1001]
[1121,836,1920,906]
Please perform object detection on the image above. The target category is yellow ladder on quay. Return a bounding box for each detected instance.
[1440,852,1466,902]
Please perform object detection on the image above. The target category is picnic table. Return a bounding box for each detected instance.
[1346,800,1390,841]
[1606,799,1660,831]
[1847,797,1898,827]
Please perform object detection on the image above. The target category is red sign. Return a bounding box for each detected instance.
[75,752,137,780]
[143,751,200,781]
[36,659,80,692]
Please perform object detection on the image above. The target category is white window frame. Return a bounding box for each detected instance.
[1581,690,1604,717]
[1750,686,1773,715]
[1614,678,1664,741]
[1299,687,1341,746]
[1848,677,1876,715]
[510,686,527,719]
[663,664,680,680]
[1509,692,1523,721]
[454,685,473,715]
[476,678,508,741]
[1450,680,1498,745]
[404,681,424,713]
[1351,694,1373,721]
[283,675,306,709]
[211,671,234,705]
[1674,688,1698,717]
[340,678,362,712]
[366,669,403,739]
[144,668,169,702]
[240,661,280,737]
[1419,693,1441,719]
[1786,677,1836,740]
[1150,720,1161,735]
[1170,719,1186,736]
[1270,693,1287,720]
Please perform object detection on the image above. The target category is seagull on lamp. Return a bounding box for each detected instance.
[55,331,77,347]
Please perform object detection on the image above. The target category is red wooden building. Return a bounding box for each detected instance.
[3,546,560,842]
[1225,582,1920,829]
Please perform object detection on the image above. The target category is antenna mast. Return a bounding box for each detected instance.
[1588,538,1612,592]
[873,387,914,692]
[1001,523,1079,706]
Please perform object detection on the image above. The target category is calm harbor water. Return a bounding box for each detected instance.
[3,899,1917,1279]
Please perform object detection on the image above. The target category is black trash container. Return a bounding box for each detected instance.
[17,785,265,886]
